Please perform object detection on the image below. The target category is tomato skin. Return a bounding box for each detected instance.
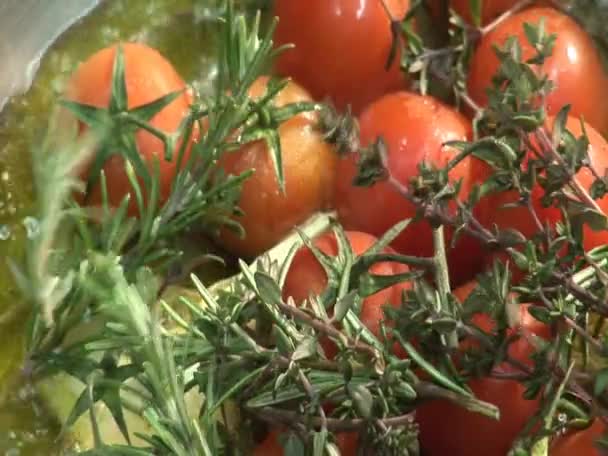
[479,116,608,279]
[273,0,410,113]
[551,419,606,456]
[454,280,551,365]
[417,282,550,456]
[333,91,488,287]
[467,7,608,136]
[417,376,540,456]
[216,76,337,258]
[253,430,357,456]
[283,230,411,358]
[66,42,194,215]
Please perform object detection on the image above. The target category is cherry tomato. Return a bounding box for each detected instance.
[479,116,608,280]
[454,280,551,365]
[467,7,608,136]
[283,230,412,358]
[253,430,357,456]
[417,281,550,456]
[216,76,337,258]
[417,376,539,456]
[66,42,194,215]
[551,419,607,456]
[273,0,410,113]
[333,91,488,287]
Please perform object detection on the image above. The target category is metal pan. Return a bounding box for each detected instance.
[0,0,100,110]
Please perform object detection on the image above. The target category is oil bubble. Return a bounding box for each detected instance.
[22,216,40,239]
[0,224,11,240]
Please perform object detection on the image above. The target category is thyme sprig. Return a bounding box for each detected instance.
[371,1,608,452]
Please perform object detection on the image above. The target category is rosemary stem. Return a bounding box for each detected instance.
[432,226,458,349]
[479,0,535,36]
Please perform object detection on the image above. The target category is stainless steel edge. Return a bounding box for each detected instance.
[0,0,100,111]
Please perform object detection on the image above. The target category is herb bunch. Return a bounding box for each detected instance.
[321,0,608,453]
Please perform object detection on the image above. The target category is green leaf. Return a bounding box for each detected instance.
[273,326,295,355]
[569,204,608,232]
[353,137,389,187]
[551,105,571,150]
[312,429,328,456]
[523,22,540,49]
[60,100,111,131]
[272,101,318,124]
[429,317,458,334]
[470,0,482,28]
[527,305,553,324]
[282,432,305,456]
[292,337,317,361]
[240,127,285,193]
[530,437,549,456]
[496,228,527,248]
[358,270,422,297]
[348,384,374,419]
[254,271,283,306]
[396,337,472,398]
[594,368,608,397]
[395,382,417,400]
[362,219,412,257]
[110,45,128,113]
[80,445,153,456]
[333,291,358,323]
[129,90,183,124]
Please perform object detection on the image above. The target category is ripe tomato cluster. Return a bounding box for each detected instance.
[63,0,608,454]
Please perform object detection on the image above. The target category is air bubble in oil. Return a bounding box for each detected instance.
[22,216,40,239]
[0,224,11,240]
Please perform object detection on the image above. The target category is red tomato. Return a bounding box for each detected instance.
[253,430,357,456]
[66,42,195,215]
[467,7,608,136]
[417,281,550,456]
[551,419,607,456]
[454,280,551,365]
[479,116,608,279]
[273,0,410,113]
[283,230,412,357]
[333,91,488,287]
[216,76,337,258]
[417,376,540,456]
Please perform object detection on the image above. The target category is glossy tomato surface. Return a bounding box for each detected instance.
[334,91,487,287]
[479,115,608,277]
[273,0,410,113]
[217,76,337,258]
[66,42,194,215]
[283,230,411,357]
[417,281,550,456]
[467,7,608,136]
[551,419,607,456]
[417,376,540,456]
